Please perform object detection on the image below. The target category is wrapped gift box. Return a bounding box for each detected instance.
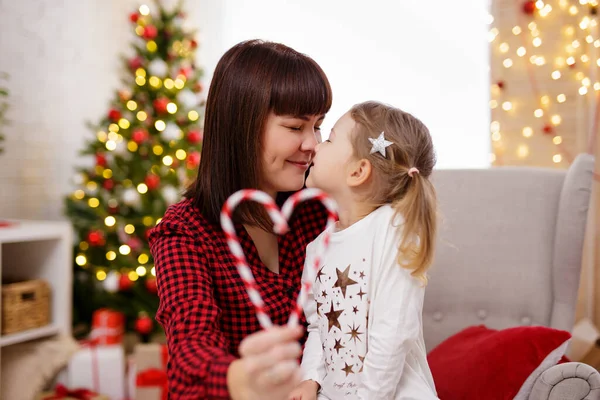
[58,342,125,400]
[134,343,168,400]
[90,308,125,345]
[125,355,136,400]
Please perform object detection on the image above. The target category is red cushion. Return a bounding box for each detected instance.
[427,325,571,400]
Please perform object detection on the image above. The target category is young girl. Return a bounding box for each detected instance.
[289,101,439,400]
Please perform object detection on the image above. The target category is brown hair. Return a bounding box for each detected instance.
[185,40,332,229]
[349,101,437,282]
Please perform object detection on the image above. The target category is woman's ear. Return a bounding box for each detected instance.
[347,158,372,187]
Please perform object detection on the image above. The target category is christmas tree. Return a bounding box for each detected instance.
[65,0,204,337]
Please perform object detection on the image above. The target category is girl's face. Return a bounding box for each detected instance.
[306,112,356,195]
[260,112,324,196]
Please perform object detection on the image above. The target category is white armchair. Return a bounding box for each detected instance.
[426,154,599,399]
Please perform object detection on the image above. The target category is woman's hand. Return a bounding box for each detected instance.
[228,325,304,400]
[288,379,319,400]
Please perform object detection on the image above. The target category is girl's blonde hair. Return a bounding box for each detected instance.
[349,101,437,283]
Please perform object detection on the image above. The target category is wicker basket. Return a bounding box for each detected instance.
[1,279,51,335]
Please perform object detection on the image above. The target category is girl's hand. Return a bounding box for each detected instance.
[228,325,304,400]
[288,379,319,400]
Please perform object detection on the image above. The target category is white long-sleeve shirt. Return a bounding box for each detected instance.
[300,205,438,400]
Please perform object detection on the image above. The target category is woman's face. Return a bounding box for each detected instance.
[260,112,324,196]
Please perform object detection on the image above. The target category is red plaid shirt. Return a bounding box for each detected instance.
[149,197,328,399]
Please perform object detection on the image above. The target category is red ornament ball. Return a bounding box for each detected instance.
[96,153,107,167]
[87,230,105,247]
[119,274,134,291]
[190,39,198,49]
[145,277,158,294]
[103,179,114,190]
[108,109,121,122]
[129,56,143,70]
[153,98,169,114]
[132,129,149,144]
[129,13,139,23]
[178,67,193,79]
[145,174,161,190]
[135,315,153,335]
[187,151,201,169]
[497,80,505,90]
[543,124,554,135]
[522,0,536,15]
[143,25,158,40]
[187,130,203,144]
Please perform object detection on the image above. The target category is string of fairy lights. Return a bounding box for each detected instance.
[489,0,599,165]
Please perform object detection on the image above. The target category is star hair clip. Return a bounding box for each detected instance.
[368,132,394,158]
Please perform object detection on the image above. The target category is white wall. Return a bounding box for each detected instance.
[195,0,491,169]
[0,0,138,220]
[0,0,490,221]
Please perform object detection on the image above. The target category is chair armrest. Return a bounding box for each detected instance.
[529,362,600,400]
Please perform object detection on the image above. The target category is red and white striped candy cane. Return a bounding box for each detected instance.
[220,188,337,329]
[282,188,337,327]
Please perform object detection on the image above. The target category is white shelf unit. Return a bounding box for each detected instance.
[0,220,73,381]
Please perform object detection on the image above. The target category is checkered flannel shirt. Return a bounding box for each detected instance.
[149,197,328,399]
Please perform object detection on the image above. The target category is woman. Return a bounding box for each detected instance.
[149,39,332,399]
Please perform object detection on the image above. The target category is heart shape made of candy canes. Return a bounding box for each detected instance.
[220,188,338,329]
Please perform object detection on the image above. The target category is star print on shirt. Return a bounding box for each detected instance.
[316,301,324,316]
[316,266,327,283]
[358,356,365,373]
[357,288,367,300]
[334,265,358,298]
[333,338,345,354]
[342,362,355,377]
[352,306,359,314]
[325,302,343,332]
[346,322,363,344]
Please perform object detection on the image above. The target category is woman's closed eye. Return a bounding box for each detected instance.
[286,125,322,132]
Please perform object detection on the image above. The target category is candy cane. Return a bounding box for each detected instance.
[282,189,337,327]
[220,188,338,329]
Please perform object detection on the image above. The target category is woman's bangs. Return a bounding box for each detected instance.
[270,58,332,117]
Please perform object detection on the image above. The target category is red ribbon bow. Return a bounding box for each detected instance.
[135,345,169,400]
[43,384,98,400]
